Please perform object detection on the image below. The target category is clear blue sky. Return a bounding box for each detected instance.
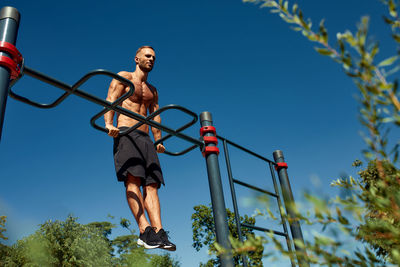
[0,0,394,265]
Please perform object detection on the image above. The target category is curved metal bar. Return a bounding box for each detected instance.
[91,104,199,156]
[8,66,135,110]
[151,105,197,144]
[10,65,203,156]
[163,144,198,156]
[9,66,73,108]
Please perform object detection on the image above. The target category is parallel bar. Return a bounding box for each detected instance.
[241,223,287,237]
[233,178,278,198]
[217,135,274,164]
[222,140,248,267]
[9,66,76,108]
[22,66,203,148]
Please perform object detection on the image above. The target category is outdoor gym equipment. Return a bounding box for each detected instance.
[0,6,309,267]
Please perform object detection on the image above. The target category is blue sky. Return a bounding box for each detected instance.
[0,0,395,265]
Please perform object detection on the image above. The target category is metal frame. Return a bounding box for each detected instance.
[219,136,296,267]
[9,65,203,156]
[0,6,308,267]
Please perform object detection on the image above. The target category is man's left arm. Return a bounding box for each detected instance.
[149,90,165,153]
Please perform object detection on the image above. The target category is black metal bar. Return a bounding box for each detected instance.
[273,150,309,267]
[9,67,135,111]
[217,135,274,164]
[222,140,248,267]
[11,66,202,155]
[163,144,198,156]
[200,112,234,267]
[233,178,278,198]
[240,223,287,237]
[91,103,197,137]
[269,162,296,267]
[0,6,20,140]
[13,66,202,148]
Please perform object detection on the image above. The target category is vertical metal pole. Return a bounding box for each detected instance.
[0,6,20,140]
[268,162,296,267]
[222,140,248,267]
[200,111,234,267]
[273,150,309,267]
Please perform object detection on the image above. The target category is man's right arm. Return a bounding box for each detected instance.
[104,73,127,137]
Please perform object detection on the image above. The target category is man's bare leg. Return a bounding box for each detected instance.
[143,183,162,232]
[143,183,176,251]
[125,174,151,233]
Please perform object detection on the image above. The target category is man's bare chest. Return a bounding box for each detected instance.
[126,82,155,104]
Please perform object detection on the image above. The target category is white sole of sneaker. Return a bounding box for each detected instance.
[160,245,176,251]
[137,238,160,249]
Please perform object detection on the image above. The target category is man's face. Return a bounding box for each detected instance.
[135,48,156,72]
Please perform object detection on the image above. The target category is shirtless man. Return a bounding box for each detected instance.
[104,46,175,251]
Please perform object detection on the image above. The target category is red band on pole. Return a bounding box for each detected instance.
[202,146,220,157]
[0,56,20,79]
[203,136,218,145]
[200,126,216,136]
[275,162,288,171]
[0,41,22,63]
[0,42,22,80]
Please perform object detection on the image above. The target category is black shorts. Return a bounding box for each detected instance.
[113,127,164,188]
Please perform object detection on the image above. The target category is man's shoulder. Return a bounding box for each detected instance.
[117,71,132,79]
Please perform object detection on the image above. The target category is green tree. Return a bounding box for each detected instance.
[0,215,181,267]
[0,216,7,241]
[232,0,400,265]
[357,159,400,259]
[0,216,10,266]
[192,204,263,266]
[2,215,113,266]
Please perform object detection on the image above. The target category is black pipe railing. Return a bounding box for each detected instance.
[219,136,296,267]
[9,65,203,155]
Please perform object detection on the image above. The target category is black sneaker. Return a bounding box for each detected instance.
[137,226,163,249]
[157,229,176,251]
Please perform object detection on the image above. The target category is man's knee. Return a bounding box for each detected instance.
[125,174,142,190]
[143,183,159,195]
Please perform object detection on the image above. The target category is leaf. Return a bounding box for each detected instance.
[392,33,400,43]
[378,55,398,67]
[389,0,398,17]
[382,117,395,123]
[261,1,277,8]
[292,3,298,13]
[315,47,333,56]
[283,1,288,12]
[291,26,303,32]
[370,43,379,59]
[383,16,394,25]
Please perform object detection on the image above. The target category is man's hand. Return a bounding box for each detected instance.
[156,144,165,153]
[106,124,120,138]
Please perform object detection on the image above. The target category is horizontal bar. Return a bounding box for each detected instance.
[23,66,204,148]
[241,223,287,237]
[233,178,278,198]
[217,135,275,164]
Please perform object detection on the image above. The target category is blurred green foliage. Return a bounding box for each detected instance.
[209,0,400,265]
[0,215,180,267]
